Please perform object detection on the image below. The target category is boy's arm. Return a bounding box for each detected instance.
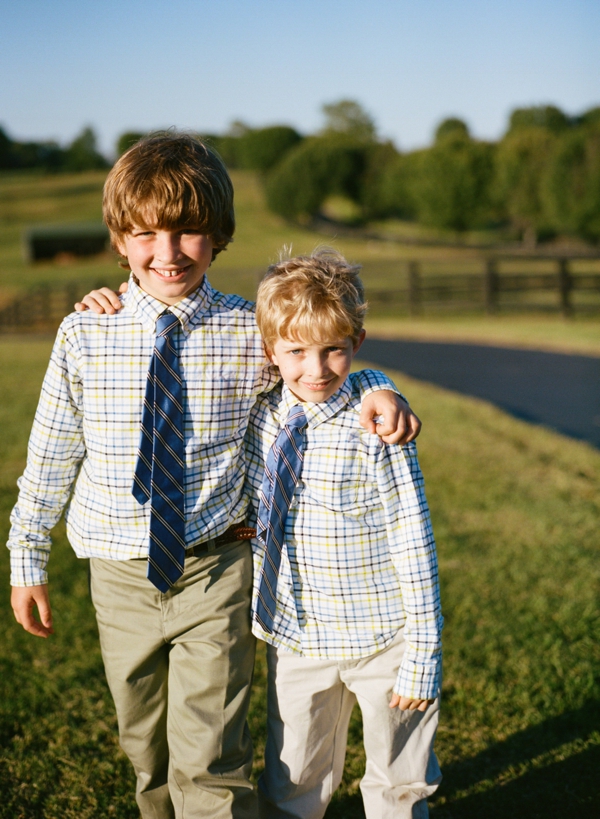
[377,441,443,703]
[8,322,85,596]
[351,369,422,444]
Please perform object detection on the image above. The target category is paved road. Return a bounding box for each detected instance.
[361,338,600,449]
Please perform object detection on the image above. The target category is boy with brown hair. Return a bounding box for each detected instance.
[8,133,418,819]
[245,249,443,819]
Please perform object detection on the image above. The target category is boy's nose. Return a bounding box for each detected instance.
[307,355,329,377]
[155,234,182,262]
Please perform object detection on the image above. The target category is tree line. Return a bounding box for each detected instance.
[207,101,600,246]
[0,125,108,173]
[3,100,599,245]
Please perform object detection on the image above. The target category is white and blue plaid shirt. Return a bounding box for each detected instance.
[8,276,397,587]
[245,379,443,700]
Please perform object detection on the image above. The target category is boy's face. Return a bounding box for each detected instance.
[267,331,366,403]
[116,225,213,305]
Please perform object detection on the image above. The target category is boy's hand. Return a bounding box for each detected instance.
[360,391,421,444]
[389,693,433,712]
[75,282,128,314]
[11,584,54,638]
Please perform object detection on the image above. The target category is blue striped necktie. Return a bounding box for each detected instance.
[133,311,186,592]
[255,404,307,633]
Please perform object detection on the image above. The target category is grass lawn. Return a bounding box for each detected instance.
[1,337,599,818]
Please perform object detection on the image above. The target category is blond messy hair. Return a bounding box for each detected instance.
[256,248,367,349]
[103,132,234,262]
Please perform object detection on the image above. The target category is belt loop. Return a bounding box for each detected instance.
[206,538,216,553]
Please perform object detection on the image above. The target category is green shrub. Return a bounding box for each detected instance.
[115,132,146,156]
[236,126,302,173]
[494,127,556,245]
[63,127,108,172]
[508,105,571,135]
[543,125,600,242]
[265,135,368,221]
[410,134,495,232]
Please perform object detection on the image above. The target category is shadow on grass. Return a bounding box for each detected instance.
[324,699,600,819]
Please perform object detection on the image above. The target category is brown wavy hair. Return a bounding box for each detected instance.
[103,132,234,263]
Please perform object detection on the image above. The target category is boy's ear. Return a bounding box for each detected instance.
[353,329,366,353]
[263,342,275,363]
[114,236,127,258]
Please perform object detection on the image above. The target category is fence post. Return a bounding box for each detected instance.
[64,283,79,318]
[485,258,498,314]
[558,259,572,317]
[408,261,420,316]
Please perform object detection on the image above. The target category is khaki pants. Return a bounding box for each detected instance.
[258,629,441,819]
[90,541,257,819]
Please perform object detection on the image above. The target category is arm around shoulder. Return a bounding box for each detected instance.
[351,369,422,444]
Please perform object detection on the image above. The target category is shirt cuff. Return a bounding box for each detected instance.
[394,657,441,701]
[10,547,50,587]
[353,369,407,403]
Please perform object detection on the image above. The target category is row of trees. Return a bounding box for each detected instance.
[3,100,599,244]
[0,126,108,172]
[211,101,600,245]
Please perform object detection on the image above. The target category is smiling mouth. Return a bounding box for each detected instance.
[151,267,188,278]
[302,380,333,389]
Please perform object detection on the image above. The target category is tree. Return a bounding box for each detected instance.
[236,126,302,173]
[373,150,421,221]
[321,99,377,142]
[116,131,145,156]
[410,131,495,232]
[64,127,108,171]
[265,135,368,221]
[543,125,600,242]
[0,126,12,168]
[507,105,570,135]
[435,118,470,143]
[357,142,410,221]
[494,127,556,246]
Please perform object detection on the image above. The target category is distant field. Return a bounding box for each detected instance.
[1,338,599,817]
[1,169,599,355]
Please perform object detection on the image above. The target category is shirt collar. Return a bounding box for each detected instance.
[122,274,215,334]
[276,379,353,429]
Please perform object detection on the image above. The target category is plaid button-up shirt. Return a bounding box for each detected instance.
[8,277,397,587]
[245,379,443,700]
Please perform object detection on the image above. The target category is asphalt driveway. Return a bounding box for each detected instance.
[361,338,600,449]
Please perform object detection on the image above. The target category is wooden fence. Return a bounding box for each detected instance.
[367,255,600,317]
[0,283,85,332]
[1,255,600,332]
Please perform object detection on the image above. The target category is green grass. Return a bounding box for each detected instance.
[1,338,599,817]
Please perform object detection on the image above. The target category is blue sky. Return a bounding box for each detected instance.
[1,0,598,157]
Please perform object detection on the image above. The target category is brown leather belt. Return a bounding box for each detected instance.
[185,522,256,557]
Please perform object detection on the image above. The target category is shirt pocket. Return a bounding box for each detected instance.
[300,432,379,514]
[186,367,257,443]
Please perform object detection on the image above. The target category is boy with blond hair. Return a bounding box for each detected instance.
[8,133,418,819]
[245,249,443,819]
